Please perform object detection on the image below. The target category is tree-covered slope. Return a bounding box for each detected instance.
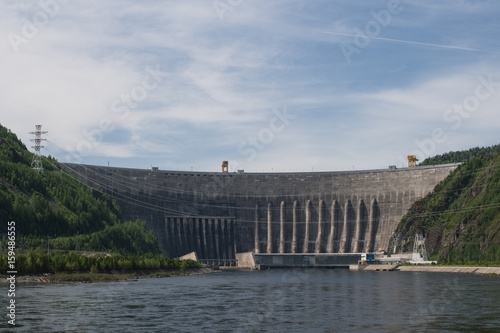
[0,124,161,256]
[392,145,500,264]
[419,144,500,166]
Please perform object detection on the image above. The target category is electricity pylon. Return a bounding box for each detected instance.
[30,125,47,174]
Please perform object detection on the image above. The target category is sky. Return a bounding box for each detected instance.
[1,0,500,173]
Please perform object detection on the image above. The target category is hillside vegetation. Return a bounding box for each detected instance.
[0,124,161,256]
[392,145,500,264]
[419,144,500,166]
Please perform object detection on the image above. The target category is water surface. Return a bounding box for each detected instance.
[1,269,499,332]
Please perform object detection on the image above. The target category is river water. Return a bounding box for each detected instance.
[2,269,500,332]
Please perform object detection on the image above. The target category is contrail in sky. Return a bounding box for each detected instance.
[321,31,500,54]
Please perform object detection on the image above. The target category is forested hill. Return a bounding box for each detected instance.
[419,144,500,166]
[0,124,161,256]
[392,144,500,264]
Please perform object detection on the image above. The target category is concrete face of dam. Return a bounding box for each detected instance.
[62,163,457,259]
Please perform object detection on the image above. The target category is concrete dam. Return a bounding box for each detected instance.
[62,163,457,259]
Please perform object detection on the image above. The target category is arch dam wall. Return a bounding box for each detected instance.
[61,163,457,259]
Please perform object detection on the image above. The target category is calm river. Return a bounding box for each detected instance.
[2,269,500,332]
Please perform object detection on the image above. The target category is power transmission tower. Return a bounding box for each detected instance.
[30,125,48,174]
[412,234,428,262]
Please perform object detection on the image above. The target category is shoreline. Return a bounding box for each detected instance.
[0,267,219,284]
[4,265,499,284]
[357,264,500,276]
[395,265,500,276]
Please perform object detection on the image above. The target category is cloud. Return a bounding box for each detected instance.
[1,1,499,172]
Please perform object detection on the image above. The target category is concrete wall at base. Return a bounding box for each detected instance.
[178,251,198,261]
[235,252,256,269]
[255,253,362,267]
[61,163,457,259]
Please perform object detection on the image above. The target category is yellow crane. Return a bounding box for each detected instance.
[222,161,229,173]
[407,155,418,167]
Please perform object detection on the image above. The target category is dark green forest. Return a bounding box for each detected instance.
[0,249,200,275]
[393,144,500,264]
[0,123,164,261]
[419,144,500,166]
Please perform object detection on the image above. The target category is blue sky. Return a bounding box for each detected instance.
[1,0,500,172]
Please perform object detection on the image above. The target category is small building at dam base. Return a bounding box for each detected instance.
[253,253,362,268]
